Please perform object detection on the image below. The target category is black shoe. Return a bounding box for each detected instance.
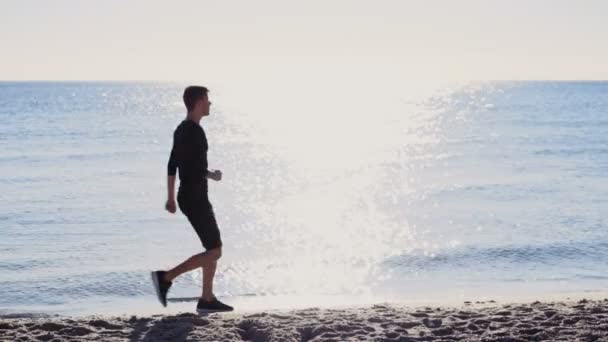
[196,297,234,313]
[151,271,172,307]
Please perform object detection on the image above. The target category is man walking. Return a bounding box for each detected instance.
[151,86,233,313]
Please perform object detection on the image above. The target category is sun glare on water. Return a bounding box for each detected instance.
[209,80,459,301]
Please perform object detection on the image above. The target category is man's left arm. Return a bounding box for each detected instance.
[207,169,222,181]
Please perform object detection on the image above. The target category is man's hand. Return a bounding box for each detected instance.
[165,199,177,214]
[208,169,222,181]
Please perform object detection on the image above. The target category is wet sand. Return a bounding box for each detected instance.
[2,298,608,341]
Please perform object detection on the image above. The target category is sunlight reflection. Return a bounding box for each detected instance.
[212,81,462,297]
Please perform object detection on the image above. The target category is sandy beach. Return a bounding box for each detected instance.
[2,298,608,341]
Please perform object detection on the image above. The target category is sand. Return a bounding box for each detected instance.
[2,299,608,341]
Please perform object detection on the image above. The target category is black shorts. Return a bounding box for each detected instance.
[177,186,222,251]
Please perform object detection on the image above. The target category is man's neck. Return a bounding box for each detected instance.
[186,113,201,124]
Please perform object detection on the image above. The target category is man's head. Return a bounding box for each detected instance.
[183,86,211,118]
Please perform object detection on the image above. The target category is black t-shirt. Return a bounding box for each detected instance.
[167,119,208,186]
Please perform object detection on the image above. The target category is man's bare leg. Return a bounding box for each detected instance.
[163,248,222,283]
[202,261,217,301]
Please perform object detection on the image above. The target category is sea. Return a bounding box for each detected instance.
[1,81,607,316]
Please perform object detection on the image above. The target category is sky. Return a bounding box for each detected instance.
[1,0,608,81]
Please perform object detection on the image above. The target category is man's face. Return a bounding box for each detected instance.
[198,96,211,116]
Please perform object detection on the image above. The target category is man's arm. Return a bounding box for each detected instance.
[206,169,222,181]
[166,144,178,213]
[167,175,176,201]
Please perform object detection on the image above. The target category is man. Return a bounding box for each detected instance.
[151,86,233,313]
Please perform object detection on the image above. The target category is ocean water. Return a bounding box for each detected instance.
[1,81,607,316]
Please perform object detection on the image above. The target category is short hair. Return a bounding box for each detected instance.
[183,86,209,112]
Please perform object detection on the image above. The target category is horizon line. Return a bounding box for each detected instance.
[1,79,608,83]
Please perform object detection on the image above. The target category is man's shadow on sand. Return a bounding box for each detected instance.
[129,298,214,342]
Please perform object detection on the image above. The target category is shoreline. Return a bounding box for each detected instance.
[3,296,608,341]
[3,287,608,318]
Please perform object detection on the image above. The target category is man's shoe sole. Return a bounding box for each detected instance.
[150,272,166,307]
[196,308,233,314]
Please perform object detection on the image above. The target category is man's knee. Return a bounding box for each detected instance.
[207,247,222,260]
[195,247,221,263]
